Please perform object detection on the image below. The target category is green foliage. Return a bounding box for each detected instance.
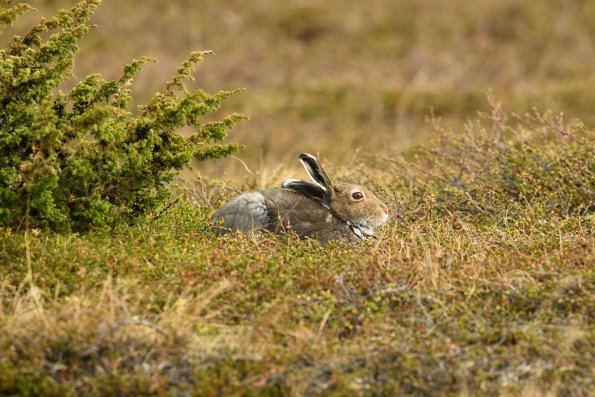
[0,0,244,232]
[0,1,33,29]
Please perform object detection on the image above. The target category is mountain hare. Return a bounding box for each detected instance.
[212,153,389,242]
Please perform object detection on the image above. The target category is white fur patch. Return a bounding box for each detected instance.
[238,192,268,219]
[325,213,333,223]
[382,213,389,223]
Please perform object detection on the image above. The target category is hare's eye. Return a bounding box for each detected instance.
[352,191,364,200]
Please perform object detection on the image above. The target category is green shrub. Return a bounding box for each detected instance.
[0,0,244,232]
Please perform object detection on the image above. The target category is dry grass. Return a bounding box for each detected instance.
[1,104,593,395]
[1,214,592,395]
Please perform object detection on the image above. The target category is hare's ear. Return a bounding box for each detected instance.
[281,179,327,203]
[298,153,333,194]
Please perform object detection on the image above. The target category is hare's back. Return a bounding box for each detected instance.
[211,188,350,241]
[262,189,348,240]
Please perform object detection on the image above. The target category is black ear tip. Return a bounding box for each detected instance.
[281,178,300,188]
[299,153,316,162]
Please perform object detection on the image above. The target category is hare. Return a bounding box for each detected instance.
[211,153,389,242]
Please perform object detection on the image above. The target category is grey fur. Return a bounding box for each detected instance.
[211,192,269,235]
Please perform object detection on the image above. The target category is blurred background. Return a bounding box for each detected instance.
[6,0,595,183]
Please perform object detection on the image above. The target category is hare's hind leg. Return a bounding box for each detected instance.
[211,192,270,235]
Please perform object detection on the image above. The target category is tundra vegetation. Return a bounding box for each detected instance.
[1,1,594,396]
